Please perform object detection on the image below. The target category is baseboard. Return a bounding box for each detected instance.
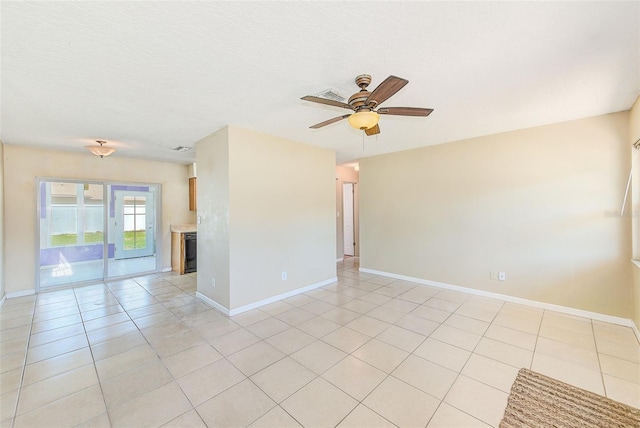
[336,257,344,262]
[161,266,172,273]
[360,267,639,336]
[196,277,338,316]
[631,321,640,344]
[196,292,230,316]
[0,294,5,308]
[5,289,36,299]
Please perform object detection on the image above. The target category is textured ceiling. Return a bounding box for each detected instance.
[1,1,638,164]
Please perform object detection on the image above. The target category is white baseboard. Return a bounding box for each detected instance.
[360,267,640,341]
[336,257,344,262]
[631,321,640,344]
[196,277,338,316]
[161,266,172,273]
[196,292,230,316]
[6,289,36,299]
[0,294,5,308]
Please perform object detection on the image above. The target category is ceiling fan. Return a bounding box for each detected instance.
[301,74,433,136]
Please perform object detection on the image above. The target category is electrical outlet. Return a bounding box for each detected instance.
[498,272,506,281]
[211,278,216,288]
[282,271,287,281]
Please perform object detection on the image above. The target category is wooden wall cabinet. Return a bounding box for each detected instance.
[189,177,197,211]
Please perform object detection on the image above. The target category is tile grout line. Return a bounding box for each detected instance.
[104,276,190,425]
[424,299,505,428]
[9,295,37,428]
[592,319,608,399]
[74,283,114,427]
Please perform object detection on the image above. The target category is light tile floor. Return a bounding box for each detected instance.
[1,258,639,427]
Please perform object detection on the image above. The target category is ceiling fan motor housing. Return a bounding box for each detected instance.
[355,74,372,89]
[348,91,372,110]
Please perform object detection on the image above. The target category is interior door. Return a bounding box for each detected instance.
[343,182,354,256]
[114,190,155,259]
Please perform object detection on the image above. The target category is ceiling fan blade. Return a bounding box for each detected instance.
[310,114,351,129]
[377,107,434,117]
[301,96,353,110]
[365,124,380,136]
[365,75,409,107]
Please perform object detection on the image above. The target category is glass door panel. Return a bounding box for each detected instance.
[39,181,105,288]
[108,186,157,278]
[115,193,154,258]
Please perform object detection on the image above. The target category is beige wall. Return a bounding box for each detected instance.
[195,127,231,308]
[0,141,4,301]
[361,112,633,318]
[196,126,336,310]
[630,96,640,327]
[336,165,359,259]
[3,145,195,294]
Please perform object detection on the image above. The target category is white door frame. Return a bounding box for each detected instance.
[343,182,355,256]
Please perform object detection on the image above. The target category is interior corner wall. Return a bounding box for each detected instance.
[195,127,231,309]
[360,112,633,318]
[0,141,5,302]
[336,166,360,259]
[629,96,640,328]
[227,126,336,309]
[2,145,195,295]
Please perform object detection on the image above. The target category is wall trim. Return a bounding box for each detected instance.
[161,266,172,273]
[196,292,230,316]
[336,257,344,262]
[0,295,5,308]
[197,277,338,316]
[631,322,640,344]
[6,289,36,299]
[360,267,640,341]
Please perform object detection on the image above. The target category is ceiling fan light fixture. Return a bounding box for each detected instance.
[86,140,116,158]
[348,110,379,131]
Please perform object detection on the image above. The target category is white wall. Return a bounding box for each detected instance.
[361,112,633,318]
[0,141,5,302]
[195,127,231,308]
[629,96,640,328]
[196,126,336,311]
[3,145,195,295]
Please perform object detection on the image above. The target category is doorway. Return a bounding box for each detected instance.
[343,182,355,256]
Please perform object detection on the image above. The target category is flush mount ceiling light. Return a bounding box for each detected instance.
[86,140,116,158]
[173,146,192,152]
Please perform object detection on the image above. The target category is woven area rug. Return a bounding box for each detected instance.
[500,368,640,428]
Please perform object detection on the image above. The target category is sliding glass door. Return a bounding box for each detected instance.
[38,179,160,289]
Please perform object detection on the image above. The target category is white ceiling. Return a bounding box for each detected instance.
[1,1,638,164]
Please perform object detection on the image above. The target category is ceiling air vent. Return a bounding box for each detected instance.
[315,89,346,103]
[173,146,192,152]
